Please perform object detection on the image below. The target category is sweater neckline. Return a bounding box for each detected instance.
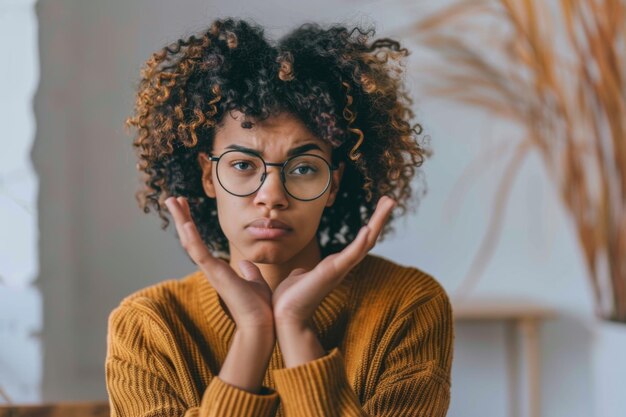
[195,256,367,343]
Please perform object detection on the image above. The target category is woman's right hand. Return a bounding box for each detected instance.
[165,196,274,333]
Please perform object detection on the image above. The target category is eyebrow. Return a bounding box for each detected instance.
[224,143,324,158]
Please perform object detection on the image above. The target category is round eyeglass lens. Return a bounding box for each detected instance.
[283,154,331,200]
[216,151,265,197]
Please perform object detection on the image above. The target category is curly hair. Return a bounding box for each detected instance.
[126,18,432,257]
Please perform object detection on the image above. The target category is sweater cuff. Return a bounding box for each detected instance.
[201,376,279,417]
[271,347,362,417]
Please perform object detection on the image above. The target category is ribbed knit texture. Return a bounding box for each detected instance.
[105,254,454,417]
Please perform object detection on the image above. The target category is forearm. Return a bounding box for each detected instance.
[218,327,275,393]
[276,322,326,368]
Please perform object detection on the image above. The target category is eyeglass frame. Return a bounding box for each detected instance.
[208,149,340,202]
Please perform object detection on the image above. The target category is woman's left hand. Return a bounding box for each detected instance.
[272,196,397,328]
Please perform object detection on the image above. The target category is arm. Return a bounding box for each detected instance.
[271,291,454,417]
[219,326,276,393]
[105,303,280,417]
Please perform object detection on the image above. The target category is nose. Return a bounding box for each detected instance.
[253,166,289,210]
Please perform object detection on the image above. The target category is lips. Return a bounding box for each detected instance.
[246,218,292,239]
[247,218,292,230]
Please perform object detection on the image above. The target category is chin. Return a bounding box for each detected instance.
[246,244,295,265]
[228,232,318,265]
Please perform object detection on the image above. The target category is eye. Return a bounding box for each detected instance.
[289,164,317,176]
[231,160,256,171]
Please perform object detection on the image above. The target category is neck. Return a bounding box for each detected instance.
[228,238,322,292]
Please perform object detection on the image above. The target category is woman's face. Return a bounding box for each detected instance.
[198,110,344,265]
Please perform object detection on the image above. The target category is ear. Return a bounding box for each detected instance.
[326,161,345,207]
[197,152,217,198]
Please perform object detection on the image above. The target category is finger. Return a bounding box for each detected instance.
[298,227,369,299]
[339,225,371,269]
[365,196,396,248]
[168,200,234,289]
[238,260,265,284]
[165,197,190,246]
[177,196,192,218]
[177,197,199,248]
[182,221,216,267]
[317,226,371,294]
[289,268,308,277]
[319,226,370,280]
[177,198,194,244]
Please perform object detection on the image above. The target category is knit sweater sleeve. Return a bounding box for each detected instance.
[105,302,279,417]
[271,289,454,417]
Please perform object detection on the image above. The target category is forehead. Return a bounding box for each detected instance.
[213,110,331,155]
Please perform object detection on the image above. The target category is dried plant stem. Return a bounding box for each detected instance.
[408,0,626,322]
[0,384,12,404]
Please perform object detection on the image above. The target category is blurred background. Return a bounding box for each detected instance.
[1,0,625,416]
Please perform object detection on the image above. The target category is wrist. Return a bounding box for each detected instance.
[274,314,311,331]
[275,323,325,368]
[235,325,276,346]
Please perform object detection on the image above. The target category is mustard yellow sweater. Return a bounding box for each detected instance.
[105,254,454,417]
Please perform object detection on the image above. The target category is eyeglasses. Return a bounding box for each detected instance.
[209,150,338,201]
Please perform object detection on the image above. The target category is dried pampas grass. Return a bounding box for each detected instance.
[403,0,626,322]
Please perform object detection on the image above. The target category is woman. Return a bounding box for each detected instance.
[106,18,453,417]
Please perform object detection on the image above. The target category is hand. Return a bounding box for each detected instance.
[165,196,274,332]
[271,196,397,328]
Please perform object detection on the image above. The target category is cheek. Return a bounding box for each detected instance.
[213,193,245,237]
[294,201,327,233]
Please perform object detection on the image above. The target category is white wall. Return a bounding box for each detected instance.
[12,0,603,415]
[0,0,41,404]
